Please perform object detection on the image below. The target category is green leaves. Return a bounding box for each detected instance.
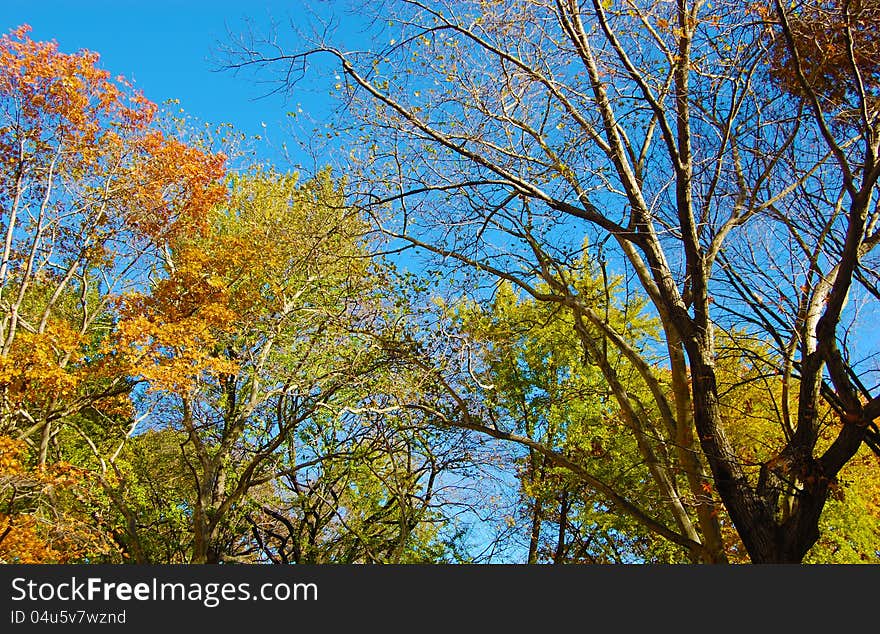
[453,264,685,562]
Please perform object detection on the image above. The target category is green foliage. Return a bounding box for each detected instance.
[454,260,690,563]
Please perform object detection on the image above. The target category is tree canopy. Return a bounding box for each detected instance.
[230,0,880,563]
[2,1,879,564]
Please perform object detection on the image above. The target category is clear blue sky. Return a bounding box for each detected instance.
[0,0,349,171]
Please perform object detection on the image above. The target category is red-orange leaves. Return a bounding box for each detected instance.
[0,25,143,180]
[0,26,231,562]
[760,1,880,116]
[0,24,227,250]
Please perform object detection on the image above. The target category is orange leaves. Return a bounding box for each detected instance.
[0,514,63,563]
[0,24,138,150]
[123,131,228,243]
[113,237,251,394]
[114,301,239,395]
[0,23,227,244]
[0,25,229,416]
[0,437,82,488]
[0,26,237,561]
[109,171,356,396]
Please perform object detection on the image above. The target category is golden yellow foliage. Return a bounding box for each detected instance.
[0,436,119,563]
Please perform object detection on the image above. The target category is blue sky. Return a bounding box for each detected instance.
[0,0,350,171]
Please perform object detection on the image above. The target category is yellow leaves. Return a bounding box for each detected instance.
[108,169,368,397]
[0,436,25,475]
[0,436,115,564]
[0,25,231,413]
[0,513,63,563]
[111,220,271,393]
[1,436,84,488]
[115,294,240,394]
[0,506,119,564]
[0,321,83,406]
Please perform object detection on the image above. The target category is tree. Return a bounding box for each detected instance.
[709,331,880,562]
[455,270,692,563]
[0,25,226,461]
[0,25,228,560]
[0,26,482,564]
[231,0,880,562]
[95,167,475,563]
[0,434,117,563]
[245,410,472,564]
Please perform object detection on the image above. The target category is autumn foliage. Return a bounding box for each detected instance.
[0,26,226,561]
[1,11,877,565]
[0,435,116,563]
[0,25,226,438]
[760,1,880,115]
